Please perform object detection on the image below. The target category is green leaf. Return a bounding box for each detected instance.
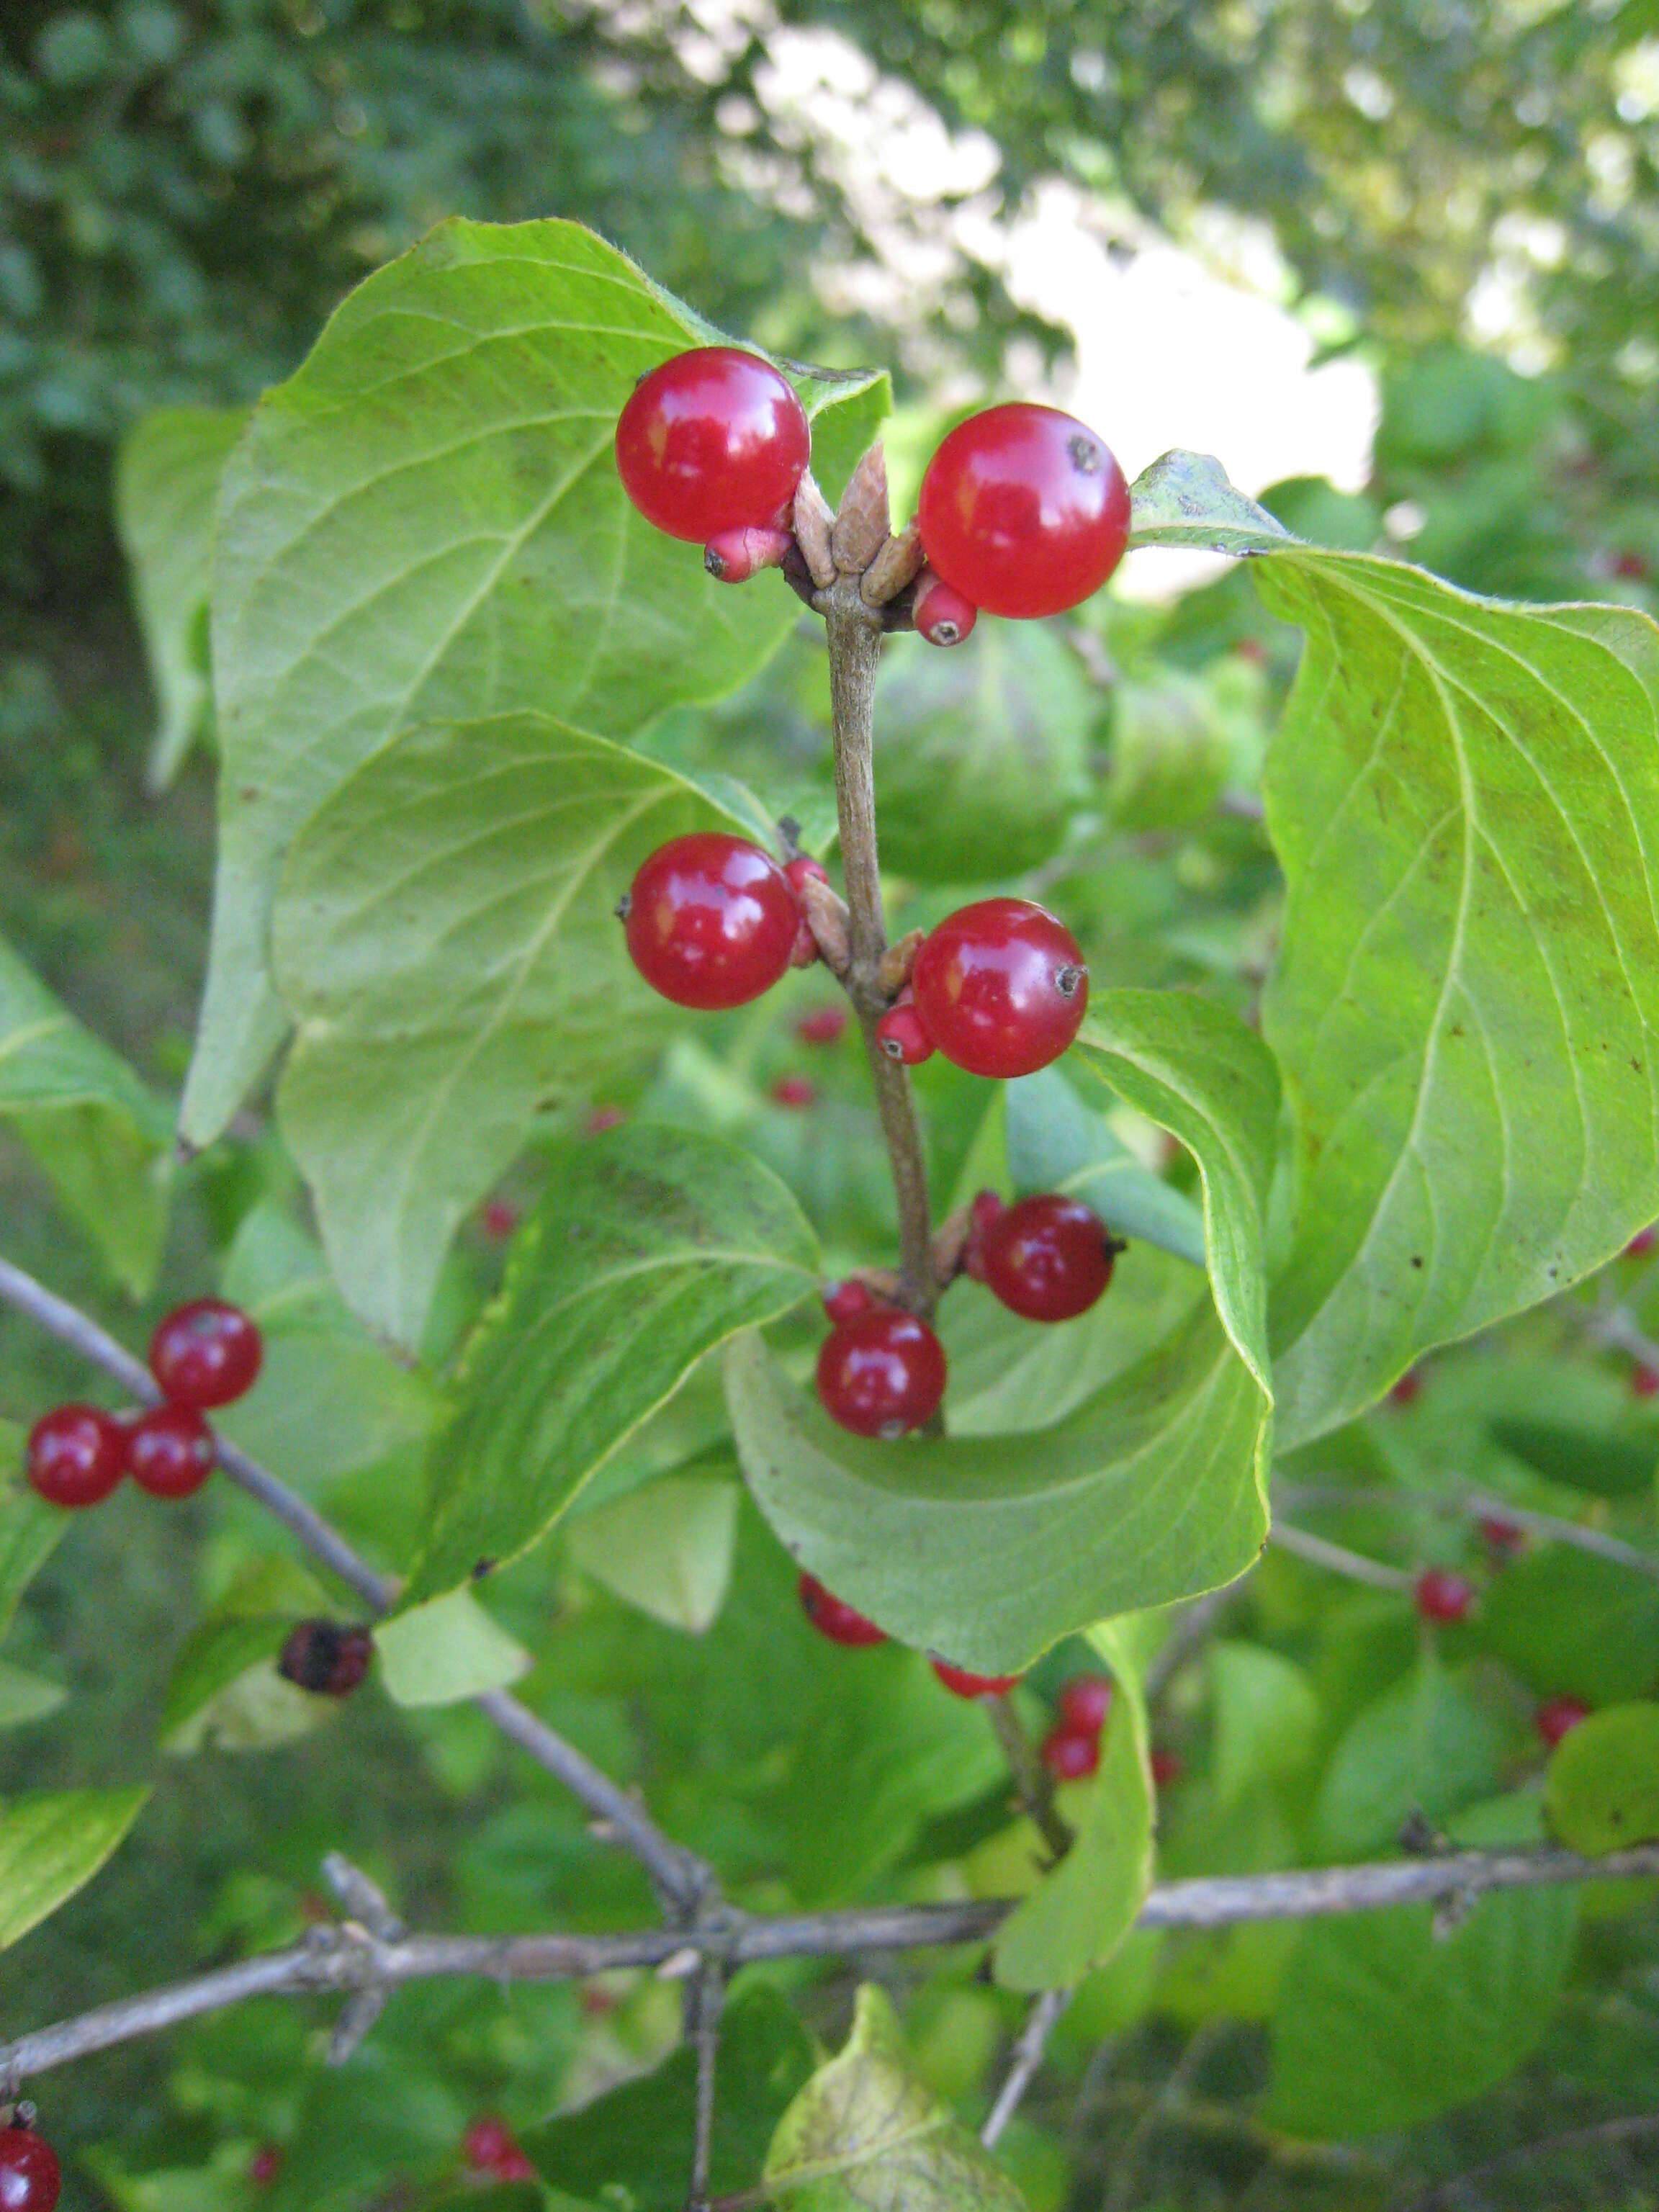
[1127,450,1294,557]
[1480,1545,1659,1707]
[727,992,1277,1671]
[183,215,887,1147]
[1545,1702,1659,1854]
[1208,1640,1320,1810]
[407,1125,817,1604]
[374,1589,529,1707]
[1003,1066,1207,1268]
[271,714,798,1344]
[566,1472,740,1633]
[0,1660,66,1730]
[1105,673,1234,834]
[994,1625,1154,1992]
[524,1986,814,2209]
[1488,1416,1657,1501]
[0,1786,150,1948]
[1314,1657,1506,1858]
[1267,1795,1576,2138]
[114,404,248,789]
[0,1444,68,1637]
[159,1559,336,1754]
[0,934,174,1294]
[871,621,1094,883]
[763,1985,1028,2211]
[1259,554,1659,1443]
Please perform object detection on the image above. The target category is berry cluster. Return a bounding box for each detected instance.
[24,1299,262,1513]
[796,1572,1016,1697]
[0,2120,59,2212]
[462,2116,536,2184]
[1040,1672,1113,1780]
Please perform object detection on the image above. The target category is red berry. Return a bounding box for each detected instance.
[1233,637,1269,667]
[250,2146,283,2188]
[796,1004,849,1046]
[1414,1568,1475,1624]
[876,996,935,1066]
[585,1105,627,1136]
[26,1405,127,1509]
[481,1198,520,1239]
[1056,1674,1113,1735]
[615,347,809,544]
[1626,1224,1658,1258]
[494,2149,537,2182]
[785,855,830,896]
[772,1075,816,1109]
[1388,1368,1424,1407]
[1614,549,1650,580]
[1041,1724,1101,1781]
[1150,1747,1184,1789]
[962,1189,1005,1283]
[704,523,794,581]
[816,1309,947,1437]
[621,834,799,1010]
[822,1279,875,1325]
[799,1571,886,1648]
[277,1620,374,1698]
[917,404,1130,620]
[932,1658,1022,1700]
[462,2118,518,2174]
[1536,1695,1592,1748]
[1479,1515,1525,1563]
[1634,1363,1659,1400]
[127,1403,216,1500]
[148,1299,263,1410]
[912,567,977,647]
[910,899,1087,1079]
[0,2128,59,2212]
[979,1193,1115,1322]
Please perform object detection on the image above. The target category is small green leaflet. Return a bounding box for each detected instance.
[183,215,888,1148]
[0,1434,67,1636]
[374,1589,529,1707]
[0,1661,66,1730]
[565,1472,740,1632]
[0,1786,150,1949]
[405,1125,818,1604]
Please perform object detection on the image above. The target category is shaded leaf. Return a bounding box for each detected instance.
[1480,1545,1659,1707]
[0,1786,150,1948]
[567,1471,740,1633]
[1315,1658,1505,1858]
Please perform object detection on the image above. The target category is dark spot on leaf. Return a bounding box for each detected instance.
[1411,1255,1424,1269]
[472,1558,495,1581]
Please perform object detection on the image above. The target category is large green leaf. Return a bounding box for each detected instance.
[1545,1703,1659,1854]
[0,935,174,1294]
[763,1985,1028,2212]
[1314,1656,1506,1859]
[406,1126,817,1604]
[1479,1545,1659,1707]
[374,1588,529,1707]
[727,991,1277,1672]
[0,1786,150,1948]
[183,215,887,1147]
[271,715,796,1343]
[114,403,248,790]
[1259,553,1659,1442]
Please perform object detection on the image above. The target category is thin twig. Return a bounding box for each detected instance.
[7,1844,1659,2084]
[687,1966,726,2209]
[0,1252,712,1917]
[1277,1477,1659,1584]
[981,1989,1070,2147]
[986,1693,1074,1862]
[1272,1520,1414,1591]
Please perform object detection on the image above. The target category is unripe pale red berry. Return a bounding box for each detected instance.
[1150,1747,1184,1789]
[979,1193,1117,1322]
[621,834,799,1010]
[912,567,977,647]
[1041,1724,1101,1781]
[1388,1368,1424,1407]
[703,524,794,582]
[1056,1674,1112,1735]
[785,855,830,896]
[799,1571,886,1647]
[876,994,935,1066]
[932,1658,1022,1699]
[771,1075,816,1109]
[127,1403,216,1499]
[817,1308,947,1437]
[910,899,1087,1079]
[1535,1695,1591,1747]
[796,1003,848,1046]
[1479,1515,1525,1564]
[0,2128,60,2212]
[917,403,1130,619]
[822,1279,875,1326]
[481,1198,520,1239]
[26,1405,127,1509]
[615,348,809,543]
[1414,1568,1475,1624]
[463,2118,520,2175]
[586,1105,627,1135]
[149,1299,264,1409]
[250,2147,283,2188]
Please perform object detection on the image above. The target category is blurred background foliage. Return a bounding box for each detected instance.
[7,3,1659,2209]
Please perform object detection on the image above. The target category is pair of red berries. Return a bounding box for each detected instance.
[1040,1673,1113,1781]
[462,2116,536,2183]
[615,346,1131,626]
[796,1574,1020,1699]
[0,2123,59,2211]
[24,1299,263,1511]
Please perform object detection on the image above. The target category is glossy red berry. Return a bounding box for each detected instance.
[704,523,793,582]
[910,899,1087,1079]
[621,834,799,1010]
[979,1193,1117,1322]
[1388,1368,1424,1408]
[932,1658,1022,1700]
[250,2146,283,2188]
[26,1405,127,1509]
[876,995,935,1066]
[1633,1363,1659,1400]
[1056,1674,1113,1736]
[127,1403,216,1500]
[822,1279,875,1326]
[912,567,977,647]
[817,1308,947,1437]
[1150,1747,1184,1789]
[772,1075,816,1109]
[0,2128,59,2212]
[149,1299,263,1410]
[1041,1725,1100,1781]
[1536,1695,1592,1748]
[1627,1224,1658,1258]
[799,1571,887,1648]
[277,1620,374,1698]
[796,1003,848,1047]
[462,2118,518,2175]
[1414,1568,1475,1624]
[616,347,809,544]
[918,403,1130,620]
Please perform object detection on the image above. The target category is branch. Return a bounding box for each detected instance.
[981,1989,1069,2148]
[1277,1477,1659,1585]
[8,1843,1659,2084]
[0,1253,712,1918]
[1271,1519,1413,1591]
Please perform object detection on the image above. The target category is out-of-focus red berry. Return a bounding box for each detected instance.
[796,1004,849,1046]
[1388,1368,1424,1407]
[1414,1568,1475,1624]
[1634,1363,1659,1400]
[1041,1725,1101,1781]
[1056,1675,1113,1736]
[771,1075,817,1109]
[1536,1695,1592,1748]
[799,1571,886,1647]
[932,1658,1022,1699]
[1150,1748,1184,1789]
[481,1199,520,1238]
